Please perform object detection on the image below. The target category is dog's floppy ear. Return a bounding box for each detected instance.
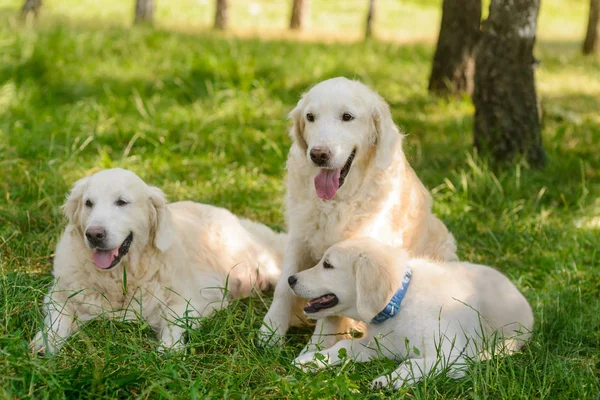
[148,186,173,252]
[355,246,401,322]
[63,176,90,226]
[289,96,308,153]
[372,96,402,169]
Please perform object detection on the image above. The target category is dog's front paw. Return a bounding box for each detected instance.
[158,340,185,354]
[158,324,186,353]
[293,352,330,372]
[158,330,185,353]
[293,354,318,372]
[30,331,56,356]
[256,324,285,347]
[299,342,323,355]
[300,334,338,355]
[371,374,400,391]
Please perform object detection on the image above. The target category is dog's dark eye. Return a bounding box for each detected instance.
[342,112,354,122]
[323,261,334,269]
[85,199,94,208]
[306,113,315,122]
[115,199,129,207]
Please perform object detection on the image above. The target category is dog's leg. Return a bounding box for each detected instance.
[371,354,468,390]
[257,241,313,346]
[301,315,356,354]
[154,292,224,352]
[155,306,188,352]
[257,278,295,346]
[30,293,78,355]
[294,337,377,371]
[158,323,186,352]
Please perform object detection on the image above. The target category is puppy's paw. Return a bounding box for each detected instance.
[293,355,319,372]
[372,373,405,391]
[300,335,337,355]
[158,339,185,354]
[30,331,55,356]
[256,325,285,348]
[371,376,386,390]
[293,352,330,372]
[299,343,320,355]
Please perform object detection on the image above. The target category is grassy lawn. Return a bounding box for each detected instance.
[1,0,599,398]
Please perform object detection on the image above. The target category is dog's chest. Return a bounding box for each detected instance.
[305,207,349,257]
[83,270,165,319]
[297,199,402,259]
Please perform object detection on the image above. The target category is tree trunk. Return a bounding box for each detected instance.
[134,0,154,25]
[428,0,482,96]
[21,0,42,17]
[214,0,228,30]
[473,0,545,167]
[583,0,600,54]
[365,0,376,39]
[290,0,308,30]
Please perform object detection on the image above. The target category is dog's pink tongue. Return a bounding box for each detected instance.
[314,168,342,200]
[93,248,119,269]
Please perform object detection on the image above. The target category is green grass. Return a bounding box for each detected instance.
[1,0,600,398]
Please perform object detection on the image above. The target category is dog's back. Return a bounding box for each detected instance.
[168,201,284,297]
[462,262,534,353]
[408,260,534,355]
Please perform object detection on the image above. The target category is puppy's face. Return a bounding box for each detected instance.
[288,238,403,322]
[64,169,172,270]
[289,77,401,200]
[289,245,358,319]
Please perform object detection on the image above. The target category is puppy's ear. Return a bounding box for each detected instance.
[289,97,308,152]
[148,186,173,252]
[355,246,401,322]
[63,177,90,227]
[372,96,402,169]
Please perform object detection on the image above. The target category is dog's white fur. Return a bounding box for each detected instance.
[31,168,285,354]
[291,238,534,390]
[259,77,457,350]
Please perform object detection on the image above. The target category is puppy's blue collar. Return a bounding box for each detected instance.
[371,267,412,324]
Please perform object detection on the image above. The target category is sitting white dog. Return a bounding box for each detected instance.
[289,238,533,390]
[259,77,457,352]
[31,168,285,354]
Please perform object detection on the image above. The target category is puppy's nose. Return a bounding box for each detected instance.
[310,147,332,166]
[85,226,107,247]
[288,275,297,288]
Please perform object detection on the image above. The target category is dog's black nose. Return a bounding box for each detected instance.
[85,226,106,246]
[288,275,297,288]
[310,147,332,166]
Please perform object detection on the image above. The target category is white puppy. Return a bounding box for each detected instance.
[290,238,534,390]
[31,168,285,354]
[259,77,457,350]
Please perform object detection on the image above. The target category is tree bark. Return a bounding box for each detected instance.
[21,0,42,17]
[290,0,308,30]
[214,0,228,30]
[583,0,600,54]
[428,0,482,96]
[365,0,376,39]
[134,0,154,25]
[473,0,545,167]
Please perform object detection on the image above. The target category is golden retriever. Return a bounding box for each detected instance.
[258,77,458,351]
[290,238,534,390]
[31,168,285,354]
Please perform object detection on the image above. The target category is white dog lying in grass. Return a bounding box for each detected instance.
[289,238,533,390]
[31,168,285,354]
